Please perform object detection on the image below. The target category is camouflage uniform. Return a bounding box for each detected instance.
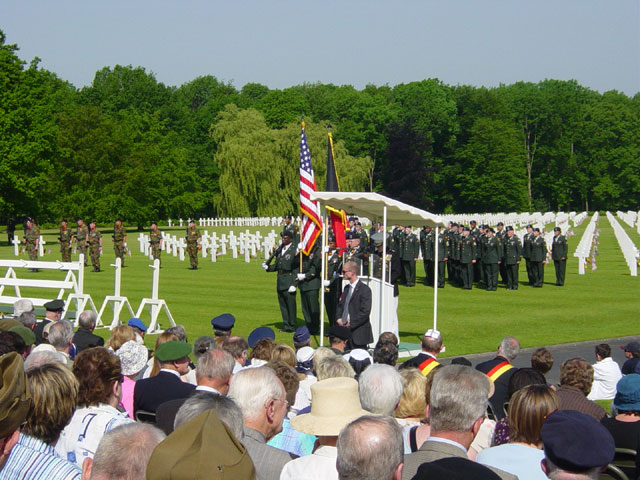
[88,227,102,271]
[24,224,40,261]
[149,230,162,264]
[186,225,201,269]
[59,226,73,262]
[76,223,89,265]
[113,224,127,266]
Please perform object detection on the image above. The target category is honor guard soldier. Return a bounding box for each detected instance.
[58,220,73,262]
[459,226,477,290]
[448,223,461,286]
[283,215,299,243]
[88,220,102,272]
[552,227,568,286]
[469,220,483,284]
[263,230,298,332]
[530,228,547,287]
[324,236,343,327]
[297,240,322,335]
[400,226,419,287]
[420,226,435,286]
[23,217,40,267]
[76,217,89,266]
[483,228,502,291]
[436,229,449,288]
[503,226,523,290]
[113,219,127,266]
[186,220,201,270]
[495,222,507,284]
[149,222,163,264]
[522,224,535,285]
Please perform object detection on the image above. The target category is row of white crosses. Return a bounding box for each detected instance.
[573,213,599,274]
[12,236,47,257]
[196,217,290,227]
[607,212,638,277]
[616,211,638,230]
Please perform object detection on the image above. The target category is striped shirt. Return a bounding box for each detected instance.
[1,434,81,480]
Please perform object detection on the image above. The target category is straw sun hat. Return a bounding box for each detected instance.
[290,377,369,436]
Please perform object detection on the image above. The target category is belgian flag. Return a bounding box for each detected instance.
[326,126,347,253]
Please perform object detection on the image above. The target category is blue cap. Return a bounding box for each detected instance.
[293,326,310,344]
[541,410,614,471]
[248,326,275,348]
[127,318,147,332]
[211,313,235,332]
[613,374,640,411]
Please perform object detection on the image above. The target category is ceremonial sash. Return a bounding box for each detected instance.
[418,356,440,377]
[486,361,514,382]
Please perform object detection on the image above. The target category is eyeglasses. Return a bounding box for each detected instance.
[273,398,290,411]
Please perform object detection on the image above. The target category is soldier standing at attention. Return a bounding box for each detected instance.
[459,226,477,290]
[503,226,523,290]
[186,220,201,270]
[530,228,547,288]
[113,219,127,267]
[449,223,461,286]
[297,240,322,335]
[23,217,40,271]
[263,230,298,332]
[88,220,102,272]
[522,224,535,285]
[149,222,163,265]
[495,222,507,285]
[552,226,568,286]
[76,217,89,266]
[469,220,482,285]
[483,228,501,291]
[283,215,299,243]
[420,226,435,286]
[324,236,343,327]
[400,226,419,287]
[436,229,449,288]
[58,219,73,262]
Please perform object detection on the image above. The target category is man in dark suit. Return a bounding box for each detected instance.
[133,341,195,417]
[72,310,104,353]
[336,261,372,350]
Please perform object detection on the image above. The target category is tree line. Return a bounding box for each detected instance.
[1,29,638,228]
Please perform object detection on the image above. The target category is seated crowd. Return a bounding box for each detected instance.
[0,298,637,480]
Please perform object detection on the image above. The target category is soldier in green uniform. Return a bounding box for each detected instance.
[459,226,478,290]
[23,218,40,271]
[297,240,322,335]
[470,221,482,285]
[551,226,568,286]
[58,220,73,262]
[149,222,163,265]
[76,218,89,266]
[503,226,523,290]
[113,219,127,267]
[324,236,343,327]
[355,223,370,274]
[400,226,419,287]
[436,229,449,288]
[496,222,507,284]
[530,228,547,288]
[482,228,502,291]
[522,224,535,285]
[449,223,461,286]
[283,215,299,244]
[476,224,487,286]
[263,231,298,332]
[88,221,102,272]
[420,226,435,286]
[186,220,201,270]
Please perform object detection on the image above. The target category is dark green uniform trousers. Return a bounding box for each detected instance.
[460,262,474,289]
[506,264,519,290]
[277,289,297,331]
[484,264,499,291]
[402,260,416,286]
[531,261,544,287]
[554,260,566,286]
[300,288,320,334]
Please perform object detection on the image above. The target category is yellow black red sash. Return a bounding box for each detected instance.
[486,361,514,382]
[418,356,440,377]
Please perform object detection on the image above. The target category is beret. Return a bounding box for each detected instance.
[211,313,235,332]
[527,224,533,229]
[127,318,147,332]
[282,231,293,239]
[9,326,36,346]
[553,227,561,232]
[248,327,274,349]
[155,341,192,362]
[462,226,470,232]
[0,318,21,331]
[328,325,352,341]
[541,410,614,471]
[0,352,31,438]
[533,228,541,233]
[497,222,504,226]
[505,226,513,232]
[44,299,65,312]
[293,326,310,344]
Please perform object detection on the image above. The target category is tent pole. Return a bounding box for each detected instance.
[433,226,439,330]
[380,206,387,343]
[319,204,327,347]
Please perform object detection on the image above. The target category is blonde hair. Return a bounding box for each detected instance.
[106,325,137,352]
[270,344,297,368]
[509,384,559,445]
[149,332,179,377]
[313,347,336,372]
[394,368,427,419]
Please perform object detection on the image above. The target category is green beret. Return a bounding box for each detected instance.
[9,326,36,347]
[0,318,21,332]
[155,341,191,362]
[0,352,31,438]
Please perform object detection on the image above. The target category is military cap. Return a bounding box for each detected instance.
[0,352,31,438]
[526,224,533,229]
[488,228,495,233]
[470,220,477,225]
[371,232,384,246]
[127,317,147,333]
[505,226,513,232]
[328,234,336,243]
[621,341,640,354]
[553,227,561,232]
[541,410,614,472]
[462,225,470,232]
[497,222,504,226]
[293,326,310,344]
[344,231,354,240]
[247,326,275,348]
[533,227,540,233]
[0,319,21,331]
[44,299,65,312]
[25,217,33,223]
[285,214,293,220]
[9,326,36,347]
[77,216,84,221]
[155,341,192,362]
[282,230,293,239]
[328,324,352,341]
[211,313,235,332]
[451,222,458,227]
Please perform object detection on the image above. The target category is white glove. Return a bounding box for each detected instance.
[323,280,331,287]
[323,245,330,253]
[261,263,268,271]
[287,285,296,293]
[297,273,306,281]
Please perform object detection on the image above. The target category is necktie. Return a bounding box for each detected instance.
[343,284,353,323]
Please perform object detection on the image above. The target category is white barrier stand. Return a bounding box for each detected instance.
[66,254,100,325]
[97,257,135,330]
[135,259,176,334]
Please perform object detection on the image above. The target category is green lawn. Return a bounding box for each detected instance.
[1,216,638,356]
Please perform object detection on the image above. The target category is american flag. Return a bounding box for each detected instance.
[299,123,322,255]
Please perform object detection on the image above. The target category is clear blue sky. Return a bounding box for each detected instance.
[1,0,638,95]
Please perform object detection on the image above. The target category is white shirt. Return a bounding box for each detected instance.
[587,357,623,401]
[279,445,338,480]
[196,385,221,394]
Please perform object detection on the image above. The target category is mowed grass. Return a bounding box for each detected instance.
[1,217,638,356]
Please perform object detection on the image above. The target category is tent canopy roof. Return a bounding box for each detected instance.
[310,192,446,228]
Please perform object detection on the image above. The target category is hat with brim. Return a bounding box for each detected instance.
[613,374,640,411]
[291,377,369,436]
[621,342,640,354]
[116,340,149,376]
[44,299,65,312]
[0,352,31,438]
[155,341,191,362]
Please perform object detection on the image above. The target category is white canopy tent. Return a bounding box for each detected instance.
[309,192,447,346]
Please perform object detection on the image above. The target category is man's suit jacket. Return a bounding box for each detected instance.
[133,370,195,416]
[336,280,373,347]
[402,439,518,480]
[242,426,295,480]
[72,327,105,353]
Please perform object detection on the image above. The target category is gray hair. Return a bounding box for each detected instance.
[228,366,284,422]
[428,365,490,433]
[24,350,66,372]
[544,457,600,480]
[78,310,97,330]
[91,423,166,480]
[358,364,403,416]
[337,416,404,480]
[174,392,244,439]
[18,311,36,329]
[165,325,187,342]
[48,320,74,350]
[500,336,520,361]
[193,336,216,359]
[313,346,336,371]
[316,355,354,381]
[196,349,235,383]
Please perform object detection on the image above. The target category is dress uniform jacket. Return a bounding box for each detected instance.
[551,234,567,260]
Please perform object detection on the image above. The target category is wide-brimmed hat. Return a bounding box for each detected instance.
[613,374,640,411]
[290,377,369,436]
[116,340,148,376]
